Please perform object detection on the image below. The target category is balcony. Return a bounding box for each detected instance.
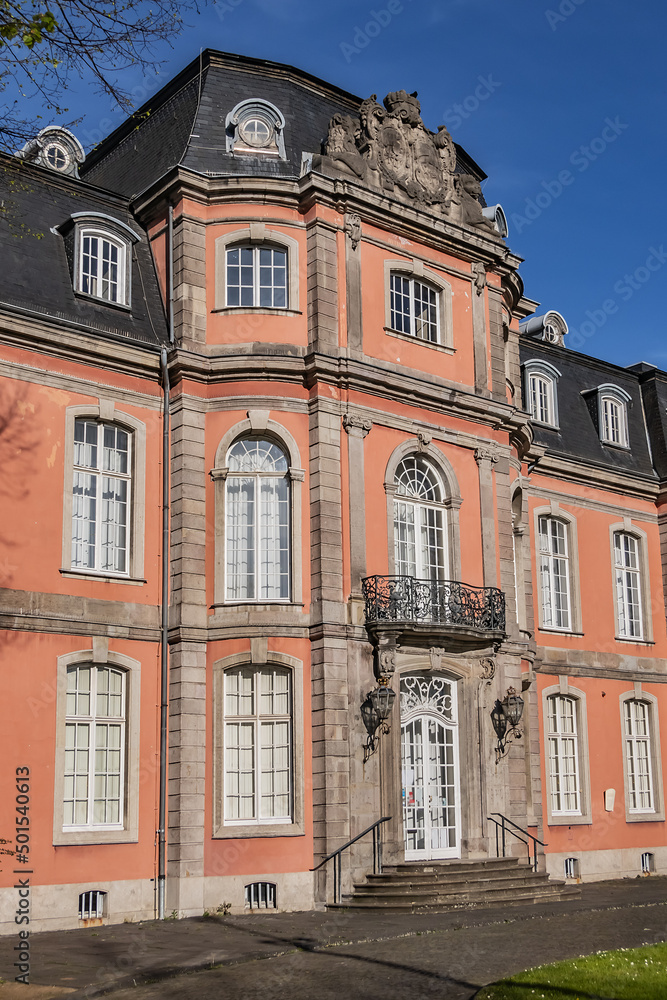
[362,575,506,651]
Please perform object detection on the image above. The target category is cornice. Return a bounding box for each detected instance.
[0,306,163,381]
[529,452,658,502]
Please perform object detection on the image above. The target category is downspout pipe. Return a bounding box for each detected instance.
[158,346,170,919]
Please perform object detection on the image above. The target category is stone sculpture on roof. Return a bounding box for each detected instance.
[320,90,498,236]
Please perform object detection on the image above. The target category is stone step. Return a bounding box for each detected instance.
[382,858,523,875]
[329,884,580,912]
[354,873,554,895]
[352,876,567,901]
[364,864,536,886]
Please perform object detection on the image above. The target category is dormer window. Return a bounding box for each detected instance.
[523,360,561,427]
[583,384,631,448]
[226,99,286,158]
[18,126,85,178]
[58,213,140,309]
[520,310,568,348]
[599,386,630,447]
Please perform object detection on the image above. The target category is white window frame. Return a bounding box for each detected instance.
[620,690,664,822]
[69,214,139,307]
[222,664,292,826]
[547,694,581,816]
[214,227,300,314]
[538,516,571,631]
[393,455,448,582]
[211,414,304,609]
[542,683,591,827]
[390,273,440,344]
[78,228,127,305]
[63,664,126,831]
[613,531,643,639]
[61,404,146,584]
[212,650,305,839]
[225,244,289,309]
[596,383,631,447]
[383,260,453,351]
[534,505,582,634]
[609,522,652,643]
[54,647,140,846]
[224,436,291,603]
[70,418,132,577]
[523,359,561,427]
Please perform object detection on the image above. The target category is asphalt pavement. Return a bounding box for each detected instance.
[0,877,665,1000]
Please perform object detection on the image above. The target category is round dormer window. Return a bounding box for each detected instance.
[45,141,70,171]
[239,117,273,148]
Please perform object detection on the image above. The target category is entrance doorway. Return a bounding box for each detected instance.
[400,673,460,861]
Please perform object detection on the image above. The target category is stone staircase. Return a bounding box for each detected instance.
[329,857,580,911]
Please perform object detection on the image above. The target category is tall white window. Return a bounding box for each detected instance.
[390,274,439,343]
[393,456,447,581]
[226,245,288,308]
[548,695,581,815]
[64,665,125,829]
[79,230,126,304]
[539,516,571,630]
[224,666,292,824]
[225,437,290,601]
[614,532,643,639]
[600,393,628,446]
[528,372,555,425]
[71,419,131,575]
[624,700,654,812]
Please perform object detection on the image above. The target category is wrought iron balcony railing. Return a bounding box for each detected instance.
[362,575,506,633]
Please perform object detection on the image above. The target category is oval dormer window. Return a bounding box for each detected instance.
[226,99,286,158]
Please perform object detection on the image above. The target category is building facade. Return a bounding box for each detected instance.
[0,50,666,933]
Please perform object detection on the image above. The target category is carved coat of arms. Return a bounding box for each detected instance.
[321,90,497,235]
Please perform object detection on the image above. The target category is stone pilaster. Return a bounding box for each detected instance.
[342,413,372,598]
[173,214,206,346]
[471,262,489,394]
[488,285,507,402]
[344,213,363,354]
[306,220,338,351]
[474,447,498,588]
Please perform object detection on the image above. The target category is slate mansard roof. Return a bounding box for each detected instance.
[80,50,487,200]
[0,156,167,347]
[519,336,667,485]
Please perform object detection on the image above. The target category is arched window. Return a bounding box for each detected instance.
[599,387,629,446]
[393,456,447,581]
[523,359,561,427]
[79,229,127,304]
[225,437,290,601]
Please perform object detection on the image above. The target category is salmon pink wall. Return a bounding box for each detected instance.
[0,632,159,888]
[204,636,312,877]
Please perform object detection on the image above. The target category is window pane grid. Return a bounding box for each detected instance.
[72,420,131,575]
[224,667,292,825]
[614,533,643,638]
[226,245,288,308]
[539,516,571,630]
[624,700,654,812]
[548,696,581,814]
[529,374,554,424]
[64,666,125,829]
[226,439,290,602]
[390,274,439,343]
[80,233,123,303]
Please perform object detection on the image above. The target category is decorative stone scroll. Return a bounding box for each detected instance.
[344,213,362,250]
[342,413,372,438]
[399,672,455,723]
[479,656,496,680]
[321,90,499,235]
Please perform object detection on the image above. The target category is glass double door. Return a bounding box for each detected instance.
[401,714,460,860]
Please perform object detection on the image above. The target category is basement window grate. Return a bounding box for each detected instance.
[641,852,654,875]
[244,882,276,909]
[79,890,106,919]
[563,857,579,879]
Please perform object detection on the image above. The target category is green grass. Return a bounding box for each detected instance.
[476,941,667,999]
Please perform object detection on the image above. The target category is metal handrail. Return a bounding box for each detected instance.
[487,812,546,872]
[362,575,506,633]
[311,816,392,904]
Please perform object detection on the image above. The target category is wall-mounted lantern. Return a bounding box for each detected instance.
[361,677,396,763]
[491,686,524,764]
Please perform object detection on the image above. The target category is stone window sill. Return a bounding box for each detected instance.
[384,326,455,355]
[60,569,146,586]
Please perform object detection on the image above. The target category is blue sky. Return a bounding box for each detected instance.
[22,0,667,369]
